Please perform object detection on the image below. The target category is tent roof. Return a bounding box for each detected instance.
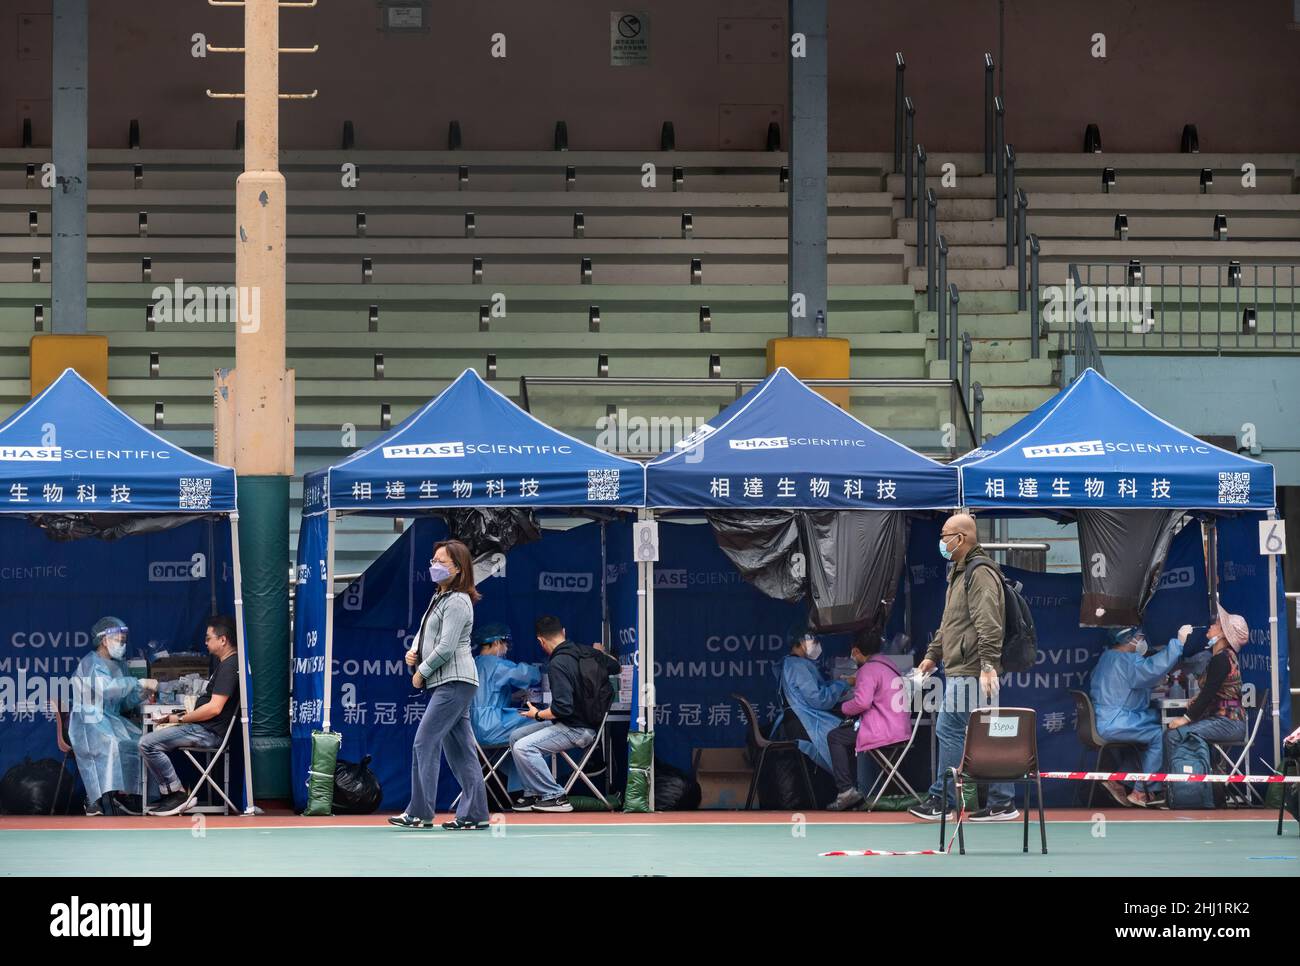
[644,367,960,509]
[957,368,1275,509]
[303,368,643,513]
[0,368,235,513]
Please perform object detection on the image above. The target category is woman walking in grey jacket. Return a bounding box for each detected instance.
[389,539,490,830]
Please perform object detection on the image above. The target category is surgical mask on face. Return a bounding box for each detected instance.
[429,562,452,584]
[803,640,822,661]
[1132,638,1148,657]
[106,639,126,660]
[939,536,957,561]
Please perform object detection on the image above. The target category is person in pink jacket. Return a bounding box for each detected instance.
[825,637,913,811]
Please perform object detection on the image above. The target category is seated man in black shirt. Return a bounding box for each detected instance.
[139,615,241,816]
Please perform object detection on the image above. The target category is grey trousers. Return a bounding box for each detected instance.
[405,681,488,823]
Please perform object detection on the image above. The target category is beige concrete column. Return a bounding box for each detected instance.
[233,0,293,473]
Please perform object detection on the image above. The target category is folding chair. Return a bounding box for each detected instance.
[863,711,924,809]
[557,711,612,807]
[175,717,238,815]
[733,693,815,810]
[1278,753,1299,837]
[452,735,513,811]
[1209,689,1269,807]
[939,707,1048,855]
[50,705,79,816]
[1067,689,1145,807]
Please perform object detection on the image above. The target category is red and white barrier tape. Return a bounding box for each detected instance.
[1039,771,1299,783]
[821,849,943,856]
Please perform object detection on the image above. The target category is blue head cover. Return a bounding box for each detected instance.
[1108,626,1139,646]
[473,622,513,648]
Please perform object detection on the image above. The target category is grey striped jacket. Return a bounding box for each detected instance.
[414,590,478,689]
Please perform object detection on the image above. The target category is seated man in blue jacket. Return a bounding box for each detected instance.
[779,631,851,777]
[1091,625,1198,808]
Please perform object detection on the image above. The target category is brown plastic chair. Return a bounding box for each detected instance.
[732,693,815,810]
[1278,752,1299,837]
[1068,689,1145,806]
[940,707,1047,855]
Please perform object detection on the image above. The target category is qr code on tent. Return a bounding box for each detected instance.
[587,469,620,502]
[1217,471,1250,505]
[180,477,213,509]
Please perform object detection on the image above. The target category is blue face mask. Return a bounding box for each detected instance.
[939,537,954,561]
[429,562,452,584]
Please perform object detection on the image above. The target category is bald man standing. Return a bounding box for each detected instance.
[908,513,1021,823]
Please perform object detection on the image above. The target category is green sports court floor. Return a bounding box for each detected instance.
[2,811,1296,876]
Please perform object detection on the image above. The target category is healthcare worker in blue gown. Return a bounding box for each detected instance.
[69,617,157,816]
[778,630,850,774]
[1090,624,1200,808]
[470,623,543,747]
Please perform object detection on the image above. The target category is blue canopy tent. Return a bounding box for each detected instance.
[639,367,962,785]
[956,367,1285,759]
[0,368,253,812]
[293,368,644,809]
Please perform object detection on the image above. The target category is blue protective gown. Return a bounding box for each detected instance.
[68,651,145,804]
[1090,639,1184,784]
[471,653,543,747]
[779,655,851,774]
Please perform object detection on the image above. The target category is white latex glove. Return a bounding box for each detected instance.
[1177,625,1193,643]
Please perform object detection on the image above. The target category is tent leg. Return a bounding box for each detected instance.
[1203,517,1219,615]
[600,519,610,650]
[322,509,338,734]
[228,511,257,816]
[646,510,656,811]
[1267,510,1282,764]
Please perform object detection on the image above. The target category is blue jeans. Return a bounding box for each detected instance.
[1164,714,1248,769]
[927,676,1015,808]
[139,723,220,795]
[406,681,487,823]
[509,719,595,799]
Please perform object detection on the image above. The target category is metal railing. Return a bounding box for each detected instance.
[1003,144,1017,265]
[915,144,927,266]
[972,382,984,441]
[893,53,906,174]
[903,97,916,218]
[517,375,978,460]
[1069,264,1106,377]
[993,97,1005,217]
[983,53,995,173]
[948,284,961,382]
[1066,262,1299,352]
[936,234,949,359]
[1016,187,1028,309]
[1029,233,1041,358]
[925,189,938,308]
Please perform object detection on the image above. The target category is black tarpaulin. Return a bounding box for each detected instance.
[706,510,804,603]
[798,510,909,635]
[443,507,542,558]
[1075,508,1183,627]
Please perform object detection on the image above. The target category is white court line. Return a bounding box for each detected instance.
[0,817,1289,833]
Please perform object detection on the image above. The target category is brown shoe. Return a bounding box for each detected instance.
[1101,780,1132,806]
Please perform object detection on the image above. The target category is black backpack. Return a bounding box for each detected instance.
[572,647,615,729]
[963,556,1037,673]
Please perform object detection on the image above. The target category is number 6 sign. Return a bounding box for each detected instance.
[1258,520,1286,556]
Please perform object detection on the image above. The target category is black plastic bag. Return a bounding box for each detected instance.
[332,755,382,814]
[799,510,908,635]
[653,759,702,811]
[445,508,541,559]
[1075,509,1181,626]
[706,510,804,602]
[0,757,82,815]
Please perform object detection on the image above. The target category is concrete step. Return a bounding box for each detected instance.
[915,290,1021,314]
[892,198,996,220]
[907,266,1020,291]
[885,173,999,198]
[898,218,1007,245]
[927,357,1054,386]
[924,334,1037,362]
[919,310,1035,336]
[977,385,1059,413]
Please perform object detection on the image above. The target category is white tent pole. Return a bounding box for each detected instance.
[1267,509,1282,764]
[227,510,257,815]
[646,509,656,810]
[635,509,649,733]
[322,509,338,733]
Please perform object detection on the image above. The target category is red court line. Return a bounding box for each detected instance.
[0,807,1281,832]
